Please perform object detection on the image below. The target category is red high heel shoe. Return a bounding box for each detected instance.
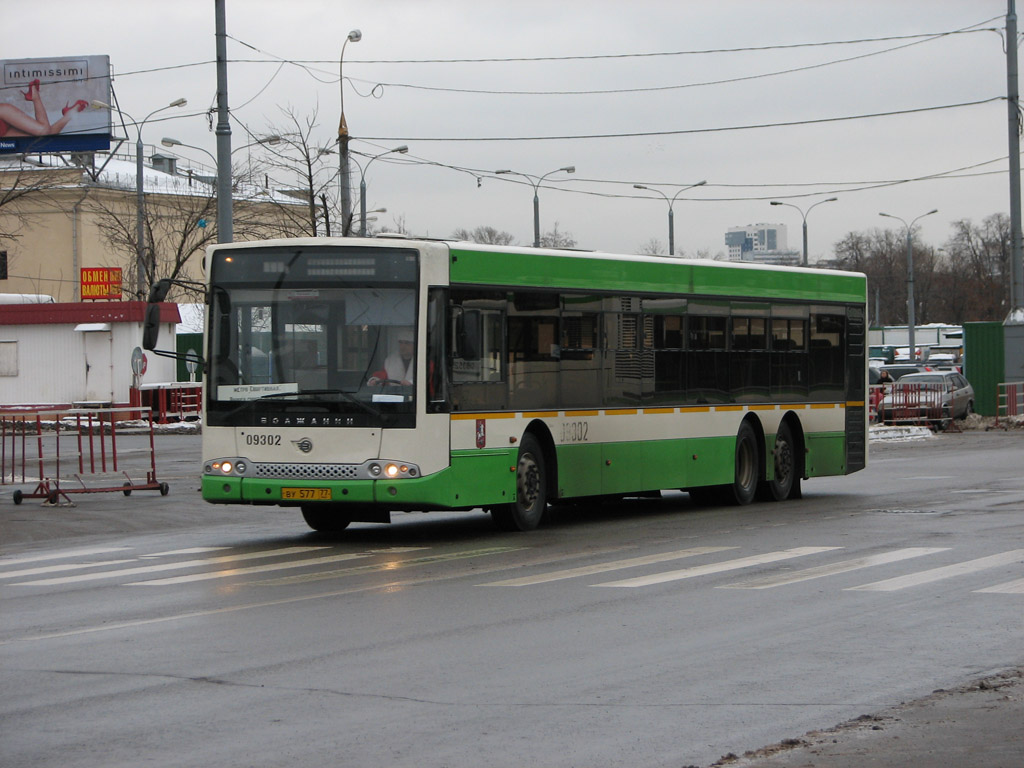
[62,100,88,115]
[22,79,40,101]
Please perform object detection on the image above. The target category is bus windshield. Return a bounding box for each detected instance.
[205,245,419,428]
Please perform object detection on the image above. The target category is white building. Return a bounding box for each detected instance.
[724,223,800,264]
[0,300,180,406]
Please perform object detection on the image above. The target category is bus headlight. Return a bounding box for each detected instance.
[205,458,250,476]
[363,460,419,480]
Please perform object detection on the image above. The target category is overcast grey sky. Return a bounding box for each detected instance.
[3,0,1012,259]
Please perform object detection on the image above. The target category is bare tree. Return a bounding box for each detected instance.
[0,162,79,251]
[258,105,340,237]
[638,238,665,256]
[539,221,576,249]
[452,225,516,245]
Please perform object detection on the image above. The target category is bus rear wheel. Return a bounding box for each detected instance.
[761,421,795,501]
[492,433,547,531]
[725,421,759,506]
[301,504,352,532]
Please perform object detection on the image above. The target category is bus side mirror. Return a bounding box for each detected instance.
[455,308,482,361]
[142,303,162,350]
[148,278,172,303]
[142,279,172,351]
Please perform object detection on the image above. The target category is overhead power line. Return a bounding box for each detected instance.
[359,97,1004,143]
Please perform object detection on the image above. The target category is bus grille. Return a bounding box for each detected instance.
[254,463,360,480]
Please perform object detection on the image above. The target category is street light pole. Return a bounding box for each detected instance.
[879,209,938,361]
[93,98,187,299]
[634,180,707,256]
[338,29,361,236]
[495,165,575,247]
[356,145,409,236]
[769,197,838,266]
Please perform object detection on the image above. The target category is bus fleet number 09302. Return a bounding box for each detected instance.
[560,421,589,443]
[245,434,282,446]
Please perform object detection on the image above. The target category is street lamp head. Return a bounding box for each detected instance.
[770,201,783,206]
[161,137,182,147]
[693,180,707,187]
[824,197,838,203]
[495,169,512,175]
[91,100,112,111]
[168,98,187,108]
[562,166,575,174]
[347,29,362,43]
[634,184,649,191]
[394,145,409,154]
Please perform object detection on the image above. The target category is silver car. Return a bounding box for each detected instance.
[879,371,975,428]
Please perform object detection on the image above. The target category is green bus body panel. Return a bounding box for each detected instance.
[555,436,737,498]
[449,247,866,304]
[803,432,847,477]
[202,449,518,509]
[203,429,849,508]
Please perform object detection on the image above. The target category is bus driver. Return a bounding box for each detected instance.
[368,329,414,386]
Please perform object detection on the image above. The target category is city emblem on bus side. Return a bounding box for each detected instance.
[292,438,313,453]
[476,419,486,448]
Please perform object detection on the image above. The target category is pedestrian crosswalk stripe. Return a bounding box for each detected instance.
[254,546,526,587]
[847,549,1024,592]
[0,546,131,568]
[975,578,1024,594]
[594,547,841,588]
[719,548,949,589]
[1,558,138,580]
[14,546,329,587]
[129,552,373,585]
[480,547,737,587]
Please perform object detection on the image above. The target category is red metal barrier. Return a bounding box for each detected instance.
[881,382,947,427]
[996,382,1024,426]
[136,383,202,424]
[1,406,169,505]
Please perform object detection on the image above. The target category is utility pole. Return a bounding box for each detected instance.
[1009,0,1024,312]
[215,0,233,243]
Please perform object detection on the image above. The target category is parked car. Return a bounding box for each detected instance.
[878,363,933,381]
[878,371,975,429]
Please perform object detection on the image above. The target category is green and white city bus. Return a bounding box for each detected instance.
[191,236,867,532]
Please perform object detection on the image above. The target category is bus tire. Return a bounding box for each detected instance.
[301,504,352,532]
[725,421,759,506]
[492,433,547,531]
[761,421,795,502]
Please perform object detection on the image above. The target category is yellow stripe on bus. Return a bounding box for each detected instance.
[523,411,559,418]
[565,410,600,417]
[605,409,638,416]
[643,408,675,414]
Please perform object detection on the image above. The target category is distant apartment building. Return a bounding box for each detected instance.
[724,223,800,265]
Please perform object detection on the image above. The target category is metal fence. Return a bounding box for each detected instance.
[996,382,1024,426]
[1,406,169,505]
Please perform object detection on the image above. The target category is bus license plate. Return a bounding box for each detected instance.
[282,487,332,501]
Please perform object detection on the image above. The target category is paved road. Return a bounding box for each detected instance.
[1,429,1022,767]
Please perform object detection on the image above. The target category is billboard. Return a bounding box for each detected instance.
[81,267,123,301]
[1,55,111,155]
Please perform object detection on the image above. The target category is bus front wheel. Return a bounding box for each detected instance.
[725,421,759,506]
[492,433,547,531]
[301,504,352,533]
